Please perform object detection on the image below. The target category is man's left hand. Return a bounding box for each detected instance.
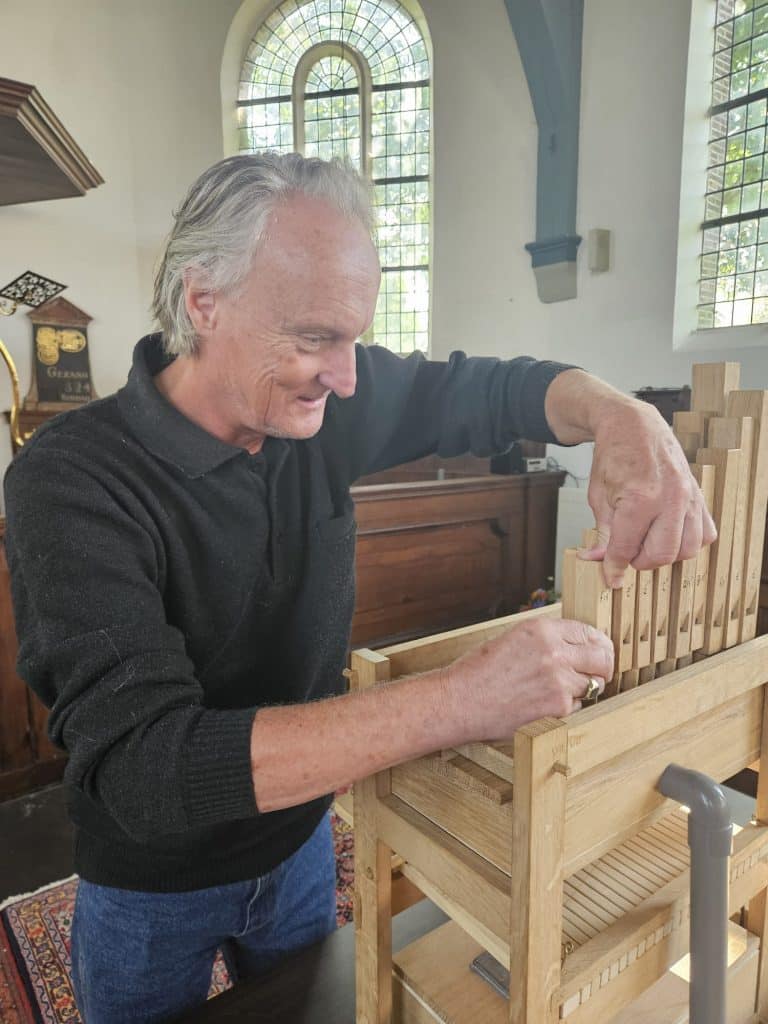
[543,369,717,589]
[580,400,717,587]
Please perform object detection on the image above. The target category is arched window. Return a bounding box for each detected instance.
[238,0,431,355]
[699,0,768,328]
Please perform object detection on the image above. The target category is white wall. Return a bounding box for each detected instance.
[421,0,546,362]
[0,0,241,490]
[1,0,765,502]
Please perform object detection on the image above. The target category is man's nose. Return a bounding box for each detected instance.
[318,341,357,399]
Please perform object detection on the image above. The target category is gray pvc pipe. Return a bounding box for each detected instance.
[657,764,733,1024]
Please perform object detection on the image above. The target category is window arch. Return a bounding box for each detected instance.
[238,0,431,355]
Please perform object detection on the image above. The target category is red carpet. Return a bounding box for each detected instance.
[0,812,355,1024]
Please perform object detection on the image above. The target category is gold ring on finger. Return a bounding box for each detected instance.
[584,677,601,702]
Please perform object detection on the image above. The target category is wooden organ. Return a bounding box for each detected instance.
[351,362,768,1023]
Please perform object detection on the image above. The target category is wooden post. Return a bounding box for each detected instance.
[612,569,637,694]
[509,718,568,1024]
[647,563,672,679]
[633,569,653,679]
[690,464,715,654]
[708,416,754,648]
[562,548,612,638]
[351,649,394,1024]
[696,447,740,655]
[726,390,768,643]
[667,551,697,662]
[676,432,701,462]
[673,410,712,439]
[747,685,768,1018]
[691,362,741,416]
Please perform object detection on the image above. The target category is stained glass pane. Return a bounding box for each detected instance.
[237,101,294,154]
[304,57,362,167]
[372,179,429,353]
[239,0,431,103]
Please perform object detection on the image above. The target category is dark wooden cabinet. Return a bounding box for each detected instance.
[0,521,67,801]
[351,470,564,648]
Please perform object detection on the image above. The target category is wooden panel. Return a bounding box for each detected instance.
[0,523,33,774]
[353,477,526,532]
[761,510,768,636]
[708,416,755,647]
[391,758,513,874]
[381,603,561,678]
[393,921,507,1024]
[377,795,511,960]
[565,635,768,778]
[564,688,763,874]
[523,474,563,598]
[0,518,66,800]
[696,446,741,654]
[727,391,768,642]
[691,362,741,415]
[351,472,563,648]
[353,520,512,647]
[427,754,513,805]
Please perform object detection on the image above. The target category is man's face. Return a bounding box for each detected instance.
[194,194,381,448]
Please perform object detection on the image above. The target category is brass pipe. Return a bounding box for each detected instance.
[0,336,31,450]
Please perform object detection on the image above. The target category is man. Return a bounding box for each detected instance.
[3,153,715,1023]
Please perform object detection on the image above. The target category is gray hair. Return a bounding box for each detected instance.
[152,152,375,357]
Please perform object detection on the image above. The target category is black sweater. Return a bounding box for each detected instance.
[3,335,572,891]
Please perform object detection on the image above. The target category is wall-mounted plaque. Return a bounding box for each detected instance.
[25,296,96,408]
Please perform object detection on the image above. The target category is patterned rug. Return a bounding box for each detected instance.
[0,812,355,1024]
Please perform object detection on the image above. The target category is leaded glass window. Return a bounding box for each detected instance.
[699,0,768,328]
[238,0,431,355]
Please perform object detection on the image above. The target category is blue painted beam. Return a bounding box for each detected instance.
[503,0,583,299]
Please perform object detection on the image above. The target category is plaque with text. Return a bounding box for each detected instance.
[25,296,96,409]
[33,323,93,403]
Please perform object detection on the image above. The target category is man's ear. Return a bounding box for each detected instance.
[183,270,217,335]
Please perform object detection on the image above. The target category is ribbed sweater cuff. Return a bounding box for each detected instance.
[521,360,580,445]
[184,707,258,829]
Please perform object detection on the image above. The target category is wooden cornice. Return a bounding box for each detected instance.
[0,76,104,206]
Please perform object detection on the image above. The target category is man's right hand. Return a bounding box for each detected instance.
[444,616,614,743]
[250,615,614,813]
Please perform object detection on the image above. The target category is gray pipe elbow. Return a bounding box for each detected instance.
[657,764,733,858]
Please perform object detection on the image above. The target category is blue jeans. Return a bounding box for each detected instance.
[70,812,337,1023]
